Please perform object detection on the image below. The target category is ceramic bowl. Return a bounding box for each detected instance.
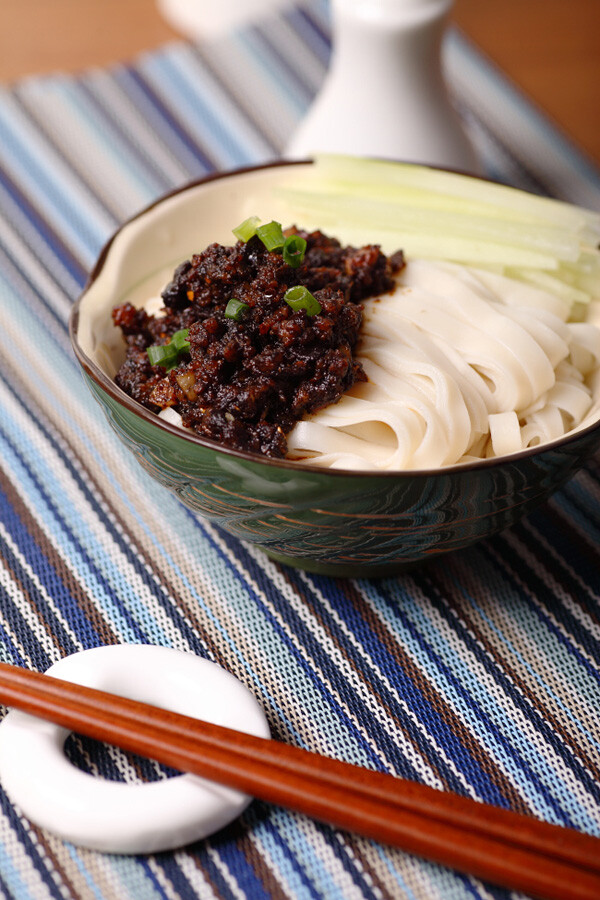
[69,162,600,577]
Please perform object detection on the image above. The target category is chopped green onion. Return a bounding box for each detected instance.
[283,285,321,316]
[169,328,191,351]
[282,235,307,268]
[234,218,308,269]
[147,344,176,368]
[233,215,261,242]
[256,220,285,252]
[147,328,190,371]
[225,297,249,321]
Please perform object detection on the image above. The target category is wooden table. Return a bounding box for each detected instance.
[1,0,598,166]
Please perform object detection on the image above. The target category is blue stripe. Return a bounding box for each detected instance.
[124,66,216,174]
[0,521,82,658]
[0,243,70,335]
[111,66,207,179]
[201,525,401,771]
[0,367,211,656]
[0,866,17,900]
[0,789,66,900]
[207,816,280,900]
[298,570,513,799]
[250,23,318,103]
[0,182,82,302]
[0,599,36,669]
[417,562,600,825]
[400,580,584,824]
[141,53,250,170]
[0,168,87,287]
[65,734,178,787]
[524,501,600,611]
[494,524,600,680]
[187,514,386,762]
[287,5,331,67]
[235,29,308,118]
[0,101,107,261]
[0,425,151,644]
[457,104,557,198]
[465,543,600,753]
[13,85,122,224]
[77,77,177,195]
[317,826,387,900]
[189,45,279,154]
[56,79,167,207]
[186,850,238,900]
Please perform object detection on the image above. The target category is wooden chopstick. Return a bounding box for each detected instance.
[0,663,598,900]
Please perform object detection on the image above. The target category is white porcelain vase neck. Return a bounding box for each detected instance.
[286,0,479,173]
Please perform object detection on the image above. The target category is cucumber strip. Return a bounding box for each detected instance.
[277,187,581,259]
[313,154,600,232]
[276,155,600,315]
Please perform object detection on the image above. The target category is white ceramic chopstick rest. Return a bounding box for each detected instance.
[0,645,270,854]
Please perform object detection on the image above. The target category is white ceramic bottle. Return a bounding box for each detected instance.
[286,0,479,173]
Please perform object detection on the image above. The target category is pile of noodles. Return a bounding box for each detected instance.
[286,260,600,470]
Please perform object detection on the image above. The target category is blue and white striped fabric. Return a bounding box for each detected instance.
[0,1,599,898]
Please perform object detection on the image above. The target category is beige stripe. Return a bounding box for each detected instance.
[0,466,119,648]
[465,536,600,782]
[0,808,59,900]
[421,559,600,821]
[344,578,531,813]
[0,520,82,658]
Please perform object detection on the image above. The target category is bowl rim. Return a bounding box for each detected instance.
[69,159,600,479]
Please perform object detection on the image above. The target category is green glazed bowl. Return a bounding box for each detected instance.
[69,162,600,577]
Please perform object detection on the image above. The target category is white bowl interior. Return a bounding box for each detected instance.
[77,164,316,378]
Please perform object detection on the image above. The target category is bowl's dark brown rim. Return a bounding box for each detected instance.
[68,159,600,480]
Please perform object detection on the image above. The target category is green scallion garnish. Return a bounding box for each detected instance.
[233,217,308,268]
[283,285,321,316]
[282,235,307,268]
[224,298,249,321]
[233,215,261,242]
[147,328,190,371]
[170,328,191,351]
[255,220,285,252]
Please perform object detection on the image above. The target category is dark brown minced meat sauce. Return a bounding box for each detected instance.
[112,227,404,458]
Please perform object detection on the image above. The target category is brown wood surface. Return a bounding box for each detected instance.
[1,661,600,900]
[0,0,598,164]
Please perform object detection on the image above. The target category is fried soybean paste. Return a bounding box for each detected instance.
[112,227,404,458]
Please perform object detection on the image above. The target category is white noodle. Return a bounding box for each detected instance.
[287,260,600,470]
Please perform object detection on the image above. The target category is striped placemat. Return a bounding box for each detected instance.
[0,1,599,898]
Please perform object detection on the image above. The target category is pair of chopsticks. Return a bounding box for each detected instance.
[0,663,598,900]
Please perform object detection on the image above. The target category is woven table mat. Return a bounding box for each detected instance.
[0,1,599,897]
